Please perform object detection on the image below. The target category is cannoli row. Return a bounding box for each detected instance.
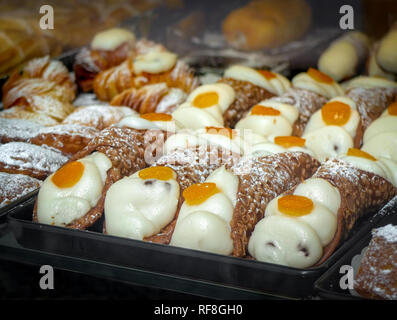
[168,152,320,257]
[301,96,363,161]
[62,105,136,130]
[0,172,42,209]
[28,124,100,156]
[172,68,290,130]
[361,102,397,162]
[217,65,291,127]
[0,142,68,180]
[104,145,241,243]
[249,150,397,268]
[93,49,199,101]
[0,118,43,144]
[318,31,370,82]
[344,76,397,133]
[33,124,155,229]
[110,83,187,114]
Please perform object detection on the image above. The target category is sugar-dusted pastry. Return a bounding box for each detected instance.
[28,124,100,156]
[0,106,60,126]
[0,172,42,209]
[2,56,77,122]
[73,28,138,92]
[0,142,68,180]
[354,224,397,300]
[218,65,291,127]
[0,118,43,144]
[249,149,396,268]
[110,83,187,114]
[248,135,315,159]
[302,96,362,161]
[63,105,136,130]
[376,21,397,74]
[344,76,397,131]
[170,152,320,257]
[318,31,370,81]
[93,50,199,101]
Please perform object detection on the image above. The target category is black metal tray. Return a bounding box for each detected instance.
[7,194,397,299]
[0,190,39,225]
[314,197,397,300]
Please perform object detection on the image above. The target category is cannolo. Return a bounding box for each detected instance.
[318,31,370,81]
[33,124,153,229]
[28,124,100,156]
[265,68,344,136]
[169,152,320,257]
[362,102,397,162]
[0,172,42,209]
[62,105,136,130]
[344,76,397,132]
[367,42,396,81]
[249,149,397,268]
[104,145,241,243]
[0,142,68,180]
[110,83,187,114]
[0,118,43,144]
[375,21,397,74]
[93,50,199,101]
[302,96,362,161]
[217,65,291,127]
[73,28,138,92]
[354,224,397,300]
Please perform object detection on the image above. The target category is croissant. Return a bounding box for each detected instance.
[110,82,187,114]
[93,58,199,102]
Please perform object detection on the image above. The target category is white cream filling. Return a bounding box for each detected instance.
[133,51,177,75]
[343,76,397,91]
[172,103,224,129]
[361,132,397,162]
[338,155,388,180]
[363,116,397,144]
[235,115,293,138]
[292,72,344,98]
[91,28,136,51]
[37,152,112,226]
[377,157,397,187]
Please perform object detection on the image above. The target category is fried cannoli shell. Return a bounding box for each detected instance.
[228,152,321,257]
[32,126,156,229]
[309,159,396,265]
[271,88,328,136]
[217,77,276,128]
[29,125,100,156]
[346,86,397,132]
[144,146,242,244]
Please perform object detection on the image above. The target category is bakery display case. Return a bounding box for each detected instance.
[0,0,397,301]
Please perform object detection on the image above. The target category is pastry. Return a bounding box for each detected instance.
[302,96,362,161]
[105,145,241,243]
[62,105,136,130]
[33,124,152,229]
[344,76,397,132]
[376,22,397,74]
[222,0,312,50]
[0,172,42,209]
[0,142,68,180]
[354,224,397,300]
[367,42,396,81]
[318,31,370,81]
[93,50,199,101]
[249,149,396,268]
[170,152,320,257]
[362,102,397,162]
[28,124,100,156]
[110,83,187,114]
[0,118,43,144]
[0,106,60,126]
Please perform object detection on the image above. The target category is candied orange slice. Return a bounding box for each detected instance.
[347,148,377,161]
[274,136,306,148]
[387,102,397,116]
[52,161,85,189]
[321,101,351,126]
[140,113,172,122]
[307,68,334,84]
[138,166,174,181]
[257,70,277,80]
[278,195,314,217]
[192,91,219,108]
[251,105,281,116]
[183,182,220,206]
[205,126,236,139]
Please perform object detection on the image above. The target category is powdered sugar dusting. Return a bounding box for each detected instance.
[0,118,43,141]
[373,224,397,243]
[34,124,98,138]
